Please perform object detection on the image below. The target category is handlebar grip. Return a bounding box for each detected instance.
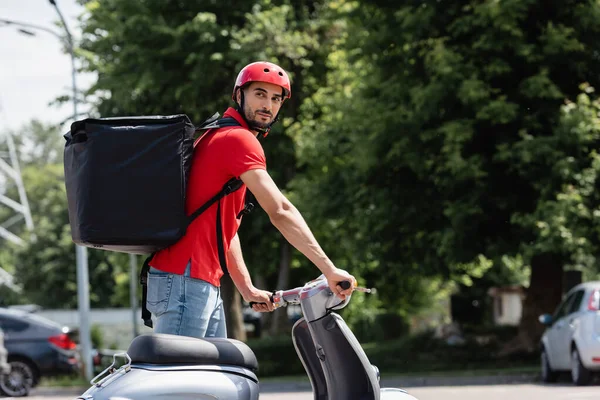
[339,281,352,290]
[249,293,275,308]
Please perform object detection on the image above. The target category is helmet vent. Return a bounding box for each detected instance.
[278,72,284,76]
[264,68,270,73]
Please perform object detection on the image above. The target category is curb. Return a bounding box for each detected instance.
[383,373,539,387]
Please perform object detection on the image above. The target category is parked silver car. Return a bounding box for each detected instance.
[539,281,600,385]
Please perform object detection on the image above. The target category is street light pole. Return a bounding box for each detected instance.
[129,254,139,338]
[48,0,93,382]
[1,5,93,381]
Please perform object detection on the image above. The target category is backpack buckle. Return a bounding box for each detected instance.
[236,203,254,219]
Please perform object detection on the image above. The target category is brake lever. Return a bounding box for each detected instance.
[338,280,375,294]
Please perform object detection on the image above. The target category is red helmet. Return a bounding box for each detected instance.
[232,61,291,101]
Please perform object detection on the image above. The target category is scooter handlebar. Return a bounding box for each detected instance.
[249,293,275,308]
[249,280,354,309]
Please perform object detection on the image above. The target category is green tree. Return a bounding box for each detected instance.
[77,0,257,122]
[504,85,600,351]
[297,0,600,349]
[12,120,64,167]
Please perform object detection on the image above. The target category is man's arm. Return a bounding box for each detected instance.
[240,169,355,297]
[227,233,274,312]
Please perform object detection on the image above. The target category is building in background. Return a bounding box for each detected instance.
[488,285,525,326]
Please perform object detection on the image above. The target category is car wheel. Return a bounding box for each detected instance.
[0,359,35,397]
[541,348,558,383]
[571,347,592,386]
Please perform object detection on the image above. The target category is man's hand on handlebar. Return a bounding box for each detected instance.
[324,268,357,300]
[246,288,275,312]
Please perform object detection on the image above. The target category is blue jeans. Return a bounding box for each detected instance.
[145,262,227,338]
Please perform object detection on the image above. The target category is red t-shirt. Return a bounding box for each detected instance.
[149,107,266,286]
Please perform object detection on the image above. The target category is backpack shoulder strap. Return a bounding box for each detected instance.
[188,112,245,223]
[140,177,245,328]
[194,114,242,146]
[186,178,244,227]
[195,112,241,132]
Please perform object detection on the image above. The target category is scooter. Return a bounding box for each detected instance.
[77,277,418,399]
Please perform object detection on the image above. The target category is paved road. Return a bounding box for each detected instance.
[22,382,600,400]
[259,384,600,400]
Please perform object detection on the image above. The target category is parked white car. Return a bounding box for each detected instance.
[539,281,600,385]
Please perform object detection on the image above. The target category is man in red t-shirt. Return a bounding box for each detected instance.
[146,61,356,338]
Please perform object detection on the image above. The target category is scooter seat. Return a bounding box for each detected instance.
[127,333,259,371]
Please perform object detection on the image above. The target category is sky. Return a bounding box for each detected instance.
[0,0,96,132]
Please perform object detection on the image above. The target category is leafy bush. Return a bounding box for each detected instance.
[248,329,537,377]
[462,324,519,342]
[351,312,410,343]
[247,335,304,377]
[91,324,104,349]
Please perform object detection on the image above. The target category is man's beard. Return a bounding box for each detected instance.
[245,108,272,129]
